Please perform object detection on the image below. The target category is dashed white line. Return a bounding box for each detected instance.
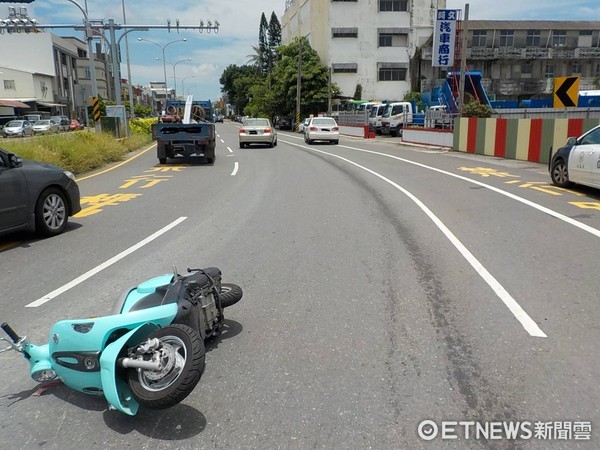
[227,146,233,153]
[26,217,188,308]
[231,161,239,176]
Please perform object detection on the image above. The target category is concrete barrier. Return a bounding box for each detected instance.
[453,117,600,163]
[402,127,453,148]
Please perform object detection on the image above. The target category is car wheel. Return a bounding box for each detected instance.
[268,141,274,148]
[239,142,244,149]
[333,140,339,145]
[274,139,278,147]
[35,187,68,236]
[550,159,572,187]
[159,157,167,164]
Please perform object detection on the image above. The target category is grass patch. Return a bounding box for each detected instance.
[0,129,152,175]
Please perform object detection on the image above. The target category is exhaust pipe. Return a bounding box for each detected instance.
[119,357,162,371]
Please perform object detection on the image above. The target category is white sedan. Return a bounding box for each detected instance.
[304,117,339,145]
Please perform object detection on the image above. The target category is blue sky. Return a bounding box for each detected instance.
[9,0,285,102]
[3,1,599,101]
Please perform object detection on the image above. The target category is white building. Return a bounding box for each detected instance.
[281,0,443,102]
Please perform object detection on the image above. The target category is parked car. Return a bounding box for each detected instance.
[298,117,310,134]
[239,118,277,148]
[304,117,339,144]
[0,148,81,237]
[275,116,294,130]
[69,119,84,131]
[51,115,70,131]
[2,120,34,138]
[550,124,600,190]
[215,114,224,123]
[32,119,60,134]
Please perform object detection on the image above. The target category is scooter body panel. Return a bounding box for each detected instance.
[47,303,178,395]
[119,274,173,314]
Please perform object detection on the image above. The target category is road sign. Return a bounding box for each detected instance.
[554,76,579,108]
[92,96,100,122]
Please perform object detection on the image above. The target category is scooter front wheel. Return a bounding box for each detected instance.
[219,283,243,308]
[128,324,205,409]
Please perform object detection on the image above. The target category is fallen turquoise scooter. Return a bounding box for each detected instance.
[1,266,242,415]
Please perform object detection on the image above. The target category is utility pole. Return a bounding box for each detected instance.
[458,3,469,114]
[295,37,302,132]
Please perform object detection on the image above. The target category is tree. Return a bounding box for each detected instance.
[268,12,282,73]
[267,36,340,117]
[258,13,269,76]
[219,64,257,111]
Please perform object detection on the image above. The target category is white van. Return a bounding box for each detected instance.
[380,102,413,137]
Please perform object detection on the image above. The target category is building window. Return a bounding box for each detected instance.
[572,62,582,74]
[377,63,407,81]
[379,0,408,12]
[552,30,567,47]
[332,27,358,38]
[526,30,540,47]
[472,30,487,47]
[84,67,91,79]
[332,63,358,73]
[544,64,555,78]
[3,80,16,90]
[378,28,408,47]
[580,30,593,36]
[499,30,514,47]
[596,63,600,77]
[521,63,533,75]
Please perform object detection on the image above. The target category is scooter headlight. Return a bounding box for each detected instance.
[32,369,57,382]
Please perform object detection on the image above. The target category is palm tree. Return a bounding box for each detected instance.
[246,45,264,76]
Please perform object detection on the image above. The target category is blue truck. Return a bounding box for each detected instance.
[151,100,216,164]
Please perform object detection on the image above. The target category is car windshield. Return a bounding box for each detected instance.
[244,119,270,127]
[6,121,23,127]
[313,118,336,126]
[36,120,51,125]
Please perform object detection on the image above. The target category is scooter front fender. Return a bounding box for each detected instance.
[99,322,160,416]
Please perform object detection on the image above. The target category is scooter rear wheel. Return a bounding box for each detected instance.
[128,324,205,409]
[219,283,243,308]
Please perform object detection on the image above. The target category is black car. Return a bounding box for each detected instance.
[275,116,294,130]
[0,149,81,237]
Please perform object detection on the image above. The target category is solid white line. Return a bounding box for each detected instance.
[26,217,188,308]
[231,161,239,176]
[227,146,233,153]
[295,144,547,338]
[337,143,600,239]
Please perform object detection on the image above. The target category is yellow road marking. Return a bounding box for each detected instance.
[76,142,156,182]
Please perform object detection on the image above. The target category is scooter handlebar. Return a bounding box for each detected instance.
[1,323,21,343]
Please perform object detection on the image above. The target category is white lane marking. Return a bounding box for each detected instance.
[292,143,547,338]
[231,161,239,176]
[336,143,600,239]
[26,217,188,308]
[227,146,233,153]
[220,138,225,143]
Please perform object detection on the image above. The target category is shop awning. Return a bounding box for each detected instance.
[0,100,30,108]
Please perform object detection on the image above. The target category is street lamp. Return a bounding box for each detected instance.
[180,75,195,98]
[156,57,191,99]
[65,0,99,131]
[137,37,187,106]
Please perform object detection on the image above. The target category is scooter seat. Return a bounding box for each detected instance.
[128,285,171,312]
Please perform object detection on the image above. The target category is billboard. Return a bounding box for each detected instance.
[432,9,459,68]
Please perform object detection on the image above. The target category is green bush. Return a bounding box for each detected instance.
[461,101,494,118]
[1,126,152,175]
[130,117,157,135]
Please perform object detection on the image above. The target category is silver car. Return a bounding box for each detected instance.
[304,117,339,144]
[32,119,60,134]
[3,120,33,138]
[239,118,277,148]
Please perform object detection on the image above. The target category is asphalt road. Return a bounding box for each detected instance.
[0,122,598,449]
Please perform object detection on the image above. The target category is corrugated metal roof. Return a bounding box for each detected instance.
[0,100,31,108]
